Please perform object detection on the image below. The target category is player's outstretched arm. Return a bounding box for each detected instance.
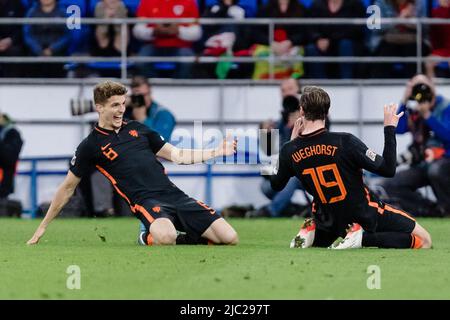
[156,135,237,165]
[352,103,404,177]
[26,171,81,245]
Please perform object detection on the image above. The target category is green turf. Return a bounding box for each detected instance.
[0,217,449,299]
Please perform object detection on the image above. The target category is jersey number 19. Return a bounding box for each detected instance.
[302,164,347,204]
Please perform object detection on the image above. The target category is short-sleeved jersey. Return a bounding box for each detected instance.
[70,121,182,206]
[271,127,397,236]
[136,0,199,48]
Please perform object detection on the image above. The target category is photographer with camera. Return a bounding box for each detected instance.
[247,79,307,218]
[0,110,23,217]
[379,74,450,217]
[126,75,176,142]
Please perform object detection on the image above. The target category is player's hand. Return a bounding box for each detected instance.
[291,117,304,140]
[384,103,404,127]
[217,135,237,157]
[27,226,46,245]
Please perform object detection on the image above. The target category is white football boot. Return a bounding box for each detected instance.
[332,223,363,250]
[290,218,316,248]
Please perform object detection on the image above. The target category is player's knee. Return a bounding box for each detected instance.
[153,231,177,245]
[221,230,239,245]
[421,232,432,249]
[414,230,432,249]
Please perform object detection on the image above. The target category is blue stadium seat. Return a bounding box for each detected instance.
[361,0,372,8]
[436,62,450,72]
[89,0,101,16]
[123,0,140,15]
[259,0,313,9]
[59,0,88,16]
[21,0,32,9]
[154,62,176,71]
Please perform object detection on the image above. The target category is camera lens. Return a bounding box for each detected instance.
[410,83,433,103]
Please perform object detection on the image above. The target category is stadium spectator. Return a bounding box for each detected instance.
[127,75,176,141]
[132,0,202,78]
[0,110,24,200]
[369,0,429,78]
[201,0,251,79]
[92,0,129,57]
[251,0,308,79]
[305,0,366,79]
[379,74,450,217]
[273,87,432,249]
[23,0,71,77]
[27,80,238,246]
[248,78,306,217]
[425,0,450,78]
[0,0,26,77]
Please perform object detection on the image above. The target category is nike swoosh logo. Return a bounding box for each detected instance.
[101,143,111,151]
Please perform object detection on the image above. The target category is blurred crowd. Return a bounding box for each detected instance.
[0,0,449,79]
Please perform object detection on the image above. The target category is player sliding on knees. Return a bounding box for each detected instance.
[27,81,238,246]
[270,86,432,250]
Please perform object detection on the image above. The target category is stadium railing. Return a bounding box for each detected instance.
[0,17,449,80]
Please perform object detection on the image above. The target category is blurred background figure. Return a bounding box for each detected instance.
[23,0,71,77]
[200,0,252,79]
[0,0,25,77]
[305,0,366,79]
[378,74,450,217]
[0,110,23,217]
[92,0,129,57]
[132,0,202,78]
[126,75,176,140]
[426,0,450,78]
[247,78,308,217]
[251,0,308,80]
[369,0,429,79]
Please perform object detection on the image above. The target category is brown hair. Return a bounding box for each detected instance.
[299,86,330,121]
[93,81,127,105]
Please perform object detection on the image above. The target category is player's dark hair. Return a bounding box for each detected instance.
[93,81,128,105]
[299,86,330,121]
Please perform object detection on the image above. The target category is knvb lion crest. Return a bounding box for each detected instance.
[129,130,139,138]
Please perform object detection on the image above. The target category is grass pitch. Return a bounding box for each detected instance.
[0,217,449,299]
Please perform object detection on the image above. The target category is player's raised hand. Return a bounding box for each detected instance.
[218,134,238,157]
[291,116,304,140]
[26,226,46,245]
[384,103,404,127]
